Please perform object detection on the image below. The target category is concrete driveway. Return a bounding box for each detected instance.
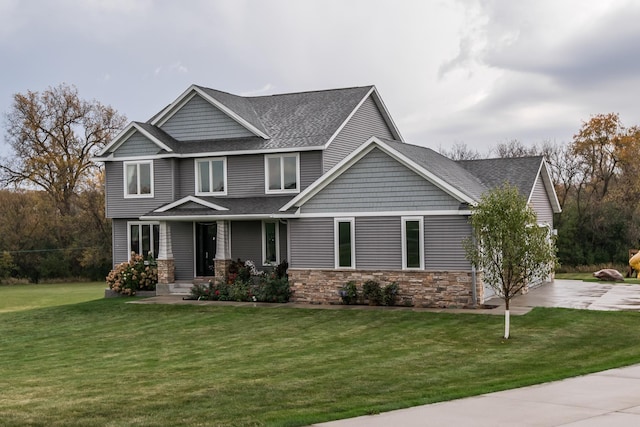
[487,279,640,312]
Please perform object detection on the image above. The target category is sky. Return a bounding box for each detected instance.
[1,0,640,156]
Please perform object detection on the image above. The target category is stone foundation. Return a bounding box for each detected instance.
[215,259,233,279]
[157,258,175,285]
[288,269,484,308]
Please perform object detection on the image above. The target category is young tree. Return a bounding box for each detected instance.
[1,83,126,216]
[464,184,556,339]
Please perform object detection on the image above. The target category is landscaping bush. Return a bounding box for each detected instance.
[339,281,359,305]
[362,280,382,305]
[382,282,399,306]
[106,254,158,296]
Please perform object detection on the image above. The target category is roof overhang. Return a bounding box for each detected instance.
[94,122,175,159]
[529,159,562,214]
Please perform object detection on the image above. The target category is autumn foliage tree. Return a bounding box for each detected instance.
[1,83,126,216]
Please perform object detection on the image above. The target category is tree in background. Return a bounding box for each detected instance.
[1,83,126,216]
[464,184,556,339]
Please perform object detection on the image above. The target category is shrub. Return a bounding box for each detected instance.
[382,282,399,306]
[339,281,359,305]
[362,280,382,305]
[256,275,292,303]
[106,253,158,296]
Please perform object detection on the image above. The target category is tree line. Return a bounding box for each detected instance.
[442,113,640,267]
[0,84,636,282]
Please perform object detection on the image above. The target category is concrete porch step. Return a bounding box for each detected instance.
[156,282,193,296]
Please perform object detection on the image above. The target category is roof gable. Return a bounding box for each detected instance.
[282,137,483,212]
[95,122,175,158]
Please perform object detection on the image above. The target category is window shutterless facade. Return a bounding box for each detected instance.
[334,218,355,269]
[124,160,154,198]
[265,153,299,194]
[128,222,160,259]
[262,220,280,266]
[195,157,227,196]
[402,216,424,270]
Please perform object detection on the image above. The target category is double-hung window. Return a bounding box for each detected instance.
[334,218,355,269]
[195,158,227,195]
[262,221,280,266]
[129,222,160,259]
[402,217,424,269]
[265,153,299,193]
[124,160,153,198]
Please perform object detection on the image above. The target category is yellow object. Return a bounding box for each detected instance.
[629,251,640,272]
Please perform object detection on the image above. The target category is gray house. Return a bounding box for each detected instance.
[94,84,560,307]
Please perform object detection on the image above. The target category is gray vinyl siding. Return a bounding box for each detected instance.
[113,132,161,157]
[105,159,175,218]
[355,217,402,270]
[160,94,254,141]
[112,219,129,266]
[424,216,472,270]
[177,151,323,199]
[171,222,194,280]
[288,218,334,269]
[323,95,394,172]
[301,148,461,213]
[530,177,554,226]
[231,221,262,266]
[279,222,288,264]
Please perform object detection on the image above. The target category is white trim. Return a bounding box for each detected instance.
[96,122,174,157]
[264,152,300,194]
[286,210,471,218]
[280,137,475,211]
[141,214,281,221]
[324,87,374,149]
[127,221,160,260]
[195,157,228,196]
[123,160,154,198]
[261,220,280,266]
[334,217,355,269]
[402,216,424,270]
[150,85,270,139]
[153,195,229,213]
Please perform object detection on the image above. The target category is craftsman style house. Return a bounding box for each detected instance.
[94,84,560,307]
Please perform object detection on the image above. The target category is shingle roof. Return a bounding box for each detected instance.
[457,156,543,199]
[144,196,296,218]
[379,139,488,201]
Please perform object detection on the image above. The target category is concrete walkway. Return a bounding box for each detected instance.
[312,364,640,427]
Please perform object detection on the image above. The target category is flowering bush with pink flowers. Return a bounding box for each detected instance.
[106,253,158,296]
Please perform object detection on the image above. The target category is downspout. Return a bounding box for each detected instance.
[471,233,477,307]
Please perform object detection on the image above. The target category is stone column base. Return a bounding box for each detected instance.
[157,258,175,285]
[215,259,232,280]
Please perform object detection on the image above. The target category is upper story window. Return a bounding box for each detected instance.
[265,153,299,194]
[124,161,153,198]
[195,157,227,196]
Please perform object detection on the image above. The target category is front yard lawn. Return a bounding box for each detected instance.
[1,288,640,426]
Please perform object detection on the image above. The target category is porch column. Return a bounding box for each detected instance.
[215,220,232,278]
[157,221,175,285]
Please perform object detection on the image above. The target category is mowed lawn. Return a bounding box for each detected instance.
[1,284,640,426]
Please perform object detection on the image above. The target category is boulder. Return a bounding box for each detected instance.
[593,269,625,282]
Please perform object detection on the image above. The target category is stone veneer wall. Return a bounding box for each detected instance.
[157,259,175,284]
[215,259,233,280]
[288,269,484,308]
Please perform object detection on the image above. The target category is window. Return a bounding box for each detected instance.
[265,153,299,193]
[334,218,355,269]
[195,158,227,195]
[402,217,424,269]
[124,161,153,198]
[262,221,280,266]
[129,222,160,259]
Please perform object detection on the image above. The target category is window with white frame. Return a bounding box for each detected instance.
[334,218,355,269]
[129,222,160,259]
[402,217,424,269]
[265,153,299,193]
[262,221,280,266]
[124,161,153,197]
[195,157,227,195]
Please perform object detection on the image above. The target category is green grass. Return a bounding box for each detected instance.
[555,272,640,283]
[0,282,106,313]
[1,285,640,426]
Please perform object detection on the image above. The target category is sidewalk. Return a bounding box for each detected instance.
[312,364,640,426]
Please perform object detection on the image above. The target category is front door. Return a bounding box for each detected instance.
[196,222,217,276]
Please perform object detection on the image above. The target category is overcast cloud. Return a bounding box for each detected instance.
[1,0,639,155]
